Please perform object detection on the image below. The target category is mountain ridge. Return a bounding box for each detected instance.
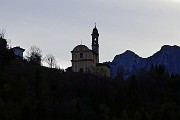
[110,45,180,78]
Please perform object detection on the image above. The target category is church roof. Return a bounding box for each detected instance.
[72,45,90,52]
[11,46,25,51]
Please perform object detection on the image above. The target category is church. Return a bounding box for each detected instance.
[70,25,110,77]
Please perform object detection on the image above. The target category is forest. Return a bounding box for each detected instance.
[0,48,180,120]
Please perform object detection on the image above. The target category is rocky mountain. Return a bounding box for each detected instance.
[110,45,180,78]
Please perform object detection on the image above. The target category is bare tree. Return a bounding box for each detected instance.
[0,29,6,38]
[44,54,57,68]
[26,46,42,65]
[0,29,8,53]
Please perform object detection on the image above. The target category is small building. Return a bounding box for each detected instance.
[11,46,25,58]
[71,25,110,77]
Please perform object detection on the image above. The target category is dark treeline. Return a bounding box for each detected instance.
[0,54,180,120]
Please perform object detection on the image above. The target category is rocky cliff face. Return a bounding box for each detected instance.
[110,45,180,78]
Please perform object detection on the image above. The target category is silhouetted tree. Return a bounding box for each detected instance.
[0,29,6,38]
[120,110,130,120]
[0,29,7,55]
[26,46,42,65]
[44,54,57,68]
[0,57,180,120]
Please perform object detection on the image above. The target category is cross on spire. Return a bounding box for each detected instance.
[81,38,82,45]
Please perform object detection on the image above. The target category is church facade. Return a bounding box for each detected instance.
[71,25,110,77]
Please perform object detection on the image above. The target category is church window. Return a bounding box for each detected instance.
[73,54,76,59]
[75,54,77,59]
[80,53,83,58]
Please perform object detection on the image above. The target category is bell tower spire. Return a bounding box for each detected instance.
[91,24,99,63]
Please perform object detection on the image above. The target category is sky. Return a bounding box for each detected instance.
[0,0,180,68]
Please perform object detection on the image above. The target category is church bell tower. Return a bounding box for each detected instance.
[91,24,99,63]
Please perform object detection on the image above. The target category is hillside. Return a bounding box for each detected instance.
[111,45,180,78]
[0,52,180,120]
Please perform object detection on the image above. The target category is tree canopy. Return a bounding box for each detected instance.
[26,46,42,65]
[0,47,179,120]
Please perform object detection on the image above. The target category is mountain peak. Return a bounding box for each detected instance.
[113,50,139,63]
[121,50,139,58]
[161,45,180,51]
[124,50,135,54]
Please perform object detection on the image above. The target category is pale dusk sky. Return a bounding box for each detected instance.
[0,0,180,68]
